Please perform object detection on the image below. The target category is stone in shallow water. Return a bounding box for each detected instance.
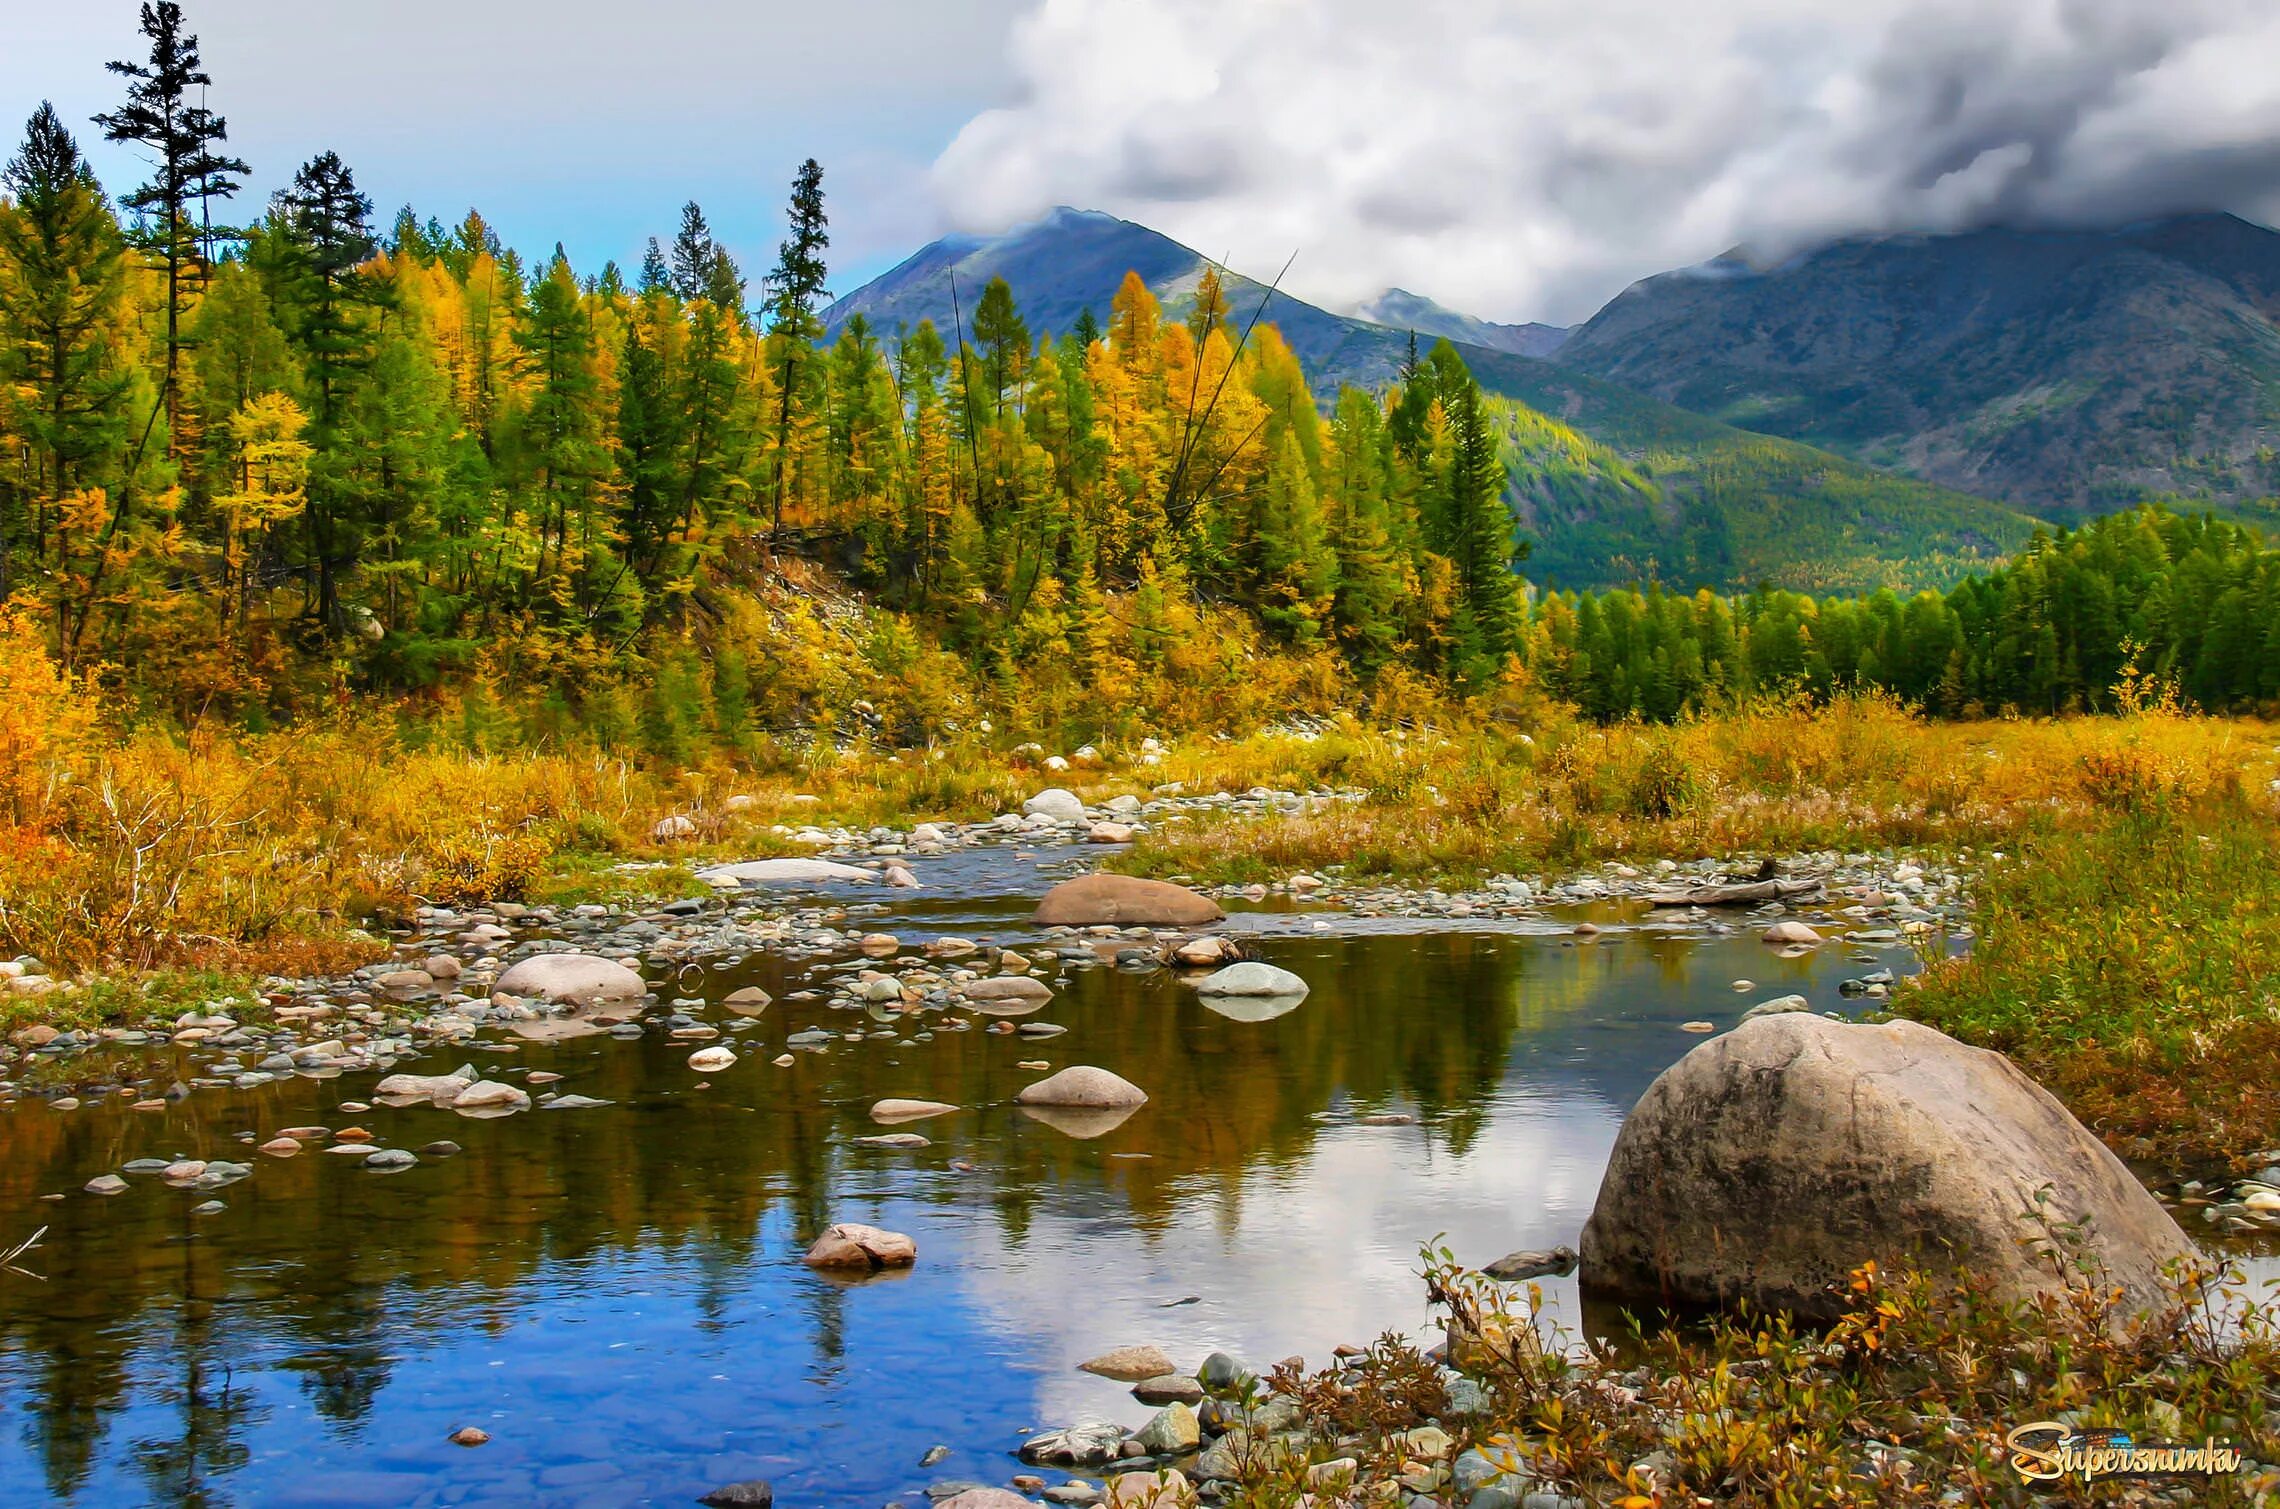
[1016,1066,1147,1109]
[1019,1420,1127,1467]
[696,1481,773,1507]
[493,953,646,1005]
[870,1098,958,1123]
[1034,873,1222,928]
[1132,1403,1199,1455]
[1579,1013,2198,1322]
[84,1174,127,1195]
[698,858,874,887]
[802,1222,917,1269]
[1191,962,1308,998]
[1131,1374,1204,1407]
[1078,1344,1177,1381]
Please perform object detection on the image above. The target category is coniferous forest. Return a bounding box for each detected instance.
[3,2,2279,748]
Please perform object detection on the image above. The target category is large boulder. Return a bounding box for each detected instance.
[1034,873,1225,927]
[494,953,645,1005]
[1579,1014,2196,1322]
[1022,788,1089,822]
[1016,1065,1149,1109]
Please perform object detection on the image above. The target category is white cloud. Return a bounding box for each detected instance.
[930,0,2280,324]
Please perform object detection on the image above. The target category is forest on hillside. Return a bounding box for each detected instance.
[4,2,2279,745]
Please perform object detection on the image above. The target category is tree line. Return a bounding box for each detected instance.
[1,3,2273,734]
[0,1,1524,719]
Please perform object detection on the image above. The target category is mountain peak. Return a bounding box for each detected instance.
[1356,287,1572,359]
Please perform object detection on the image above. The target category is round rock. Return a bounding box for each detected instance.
[1578,1013,2198,1323]
[1191,962,1308,998]
[1016,1066,1149,1109]
[1034,874,1225,928]
[493,953,646,1006]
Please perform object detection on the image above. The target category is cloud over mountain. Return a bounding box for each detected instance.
[929,0,2280,324]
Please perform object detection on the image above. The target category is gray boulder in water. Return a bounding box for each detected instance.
[1579,1013,2195,1323]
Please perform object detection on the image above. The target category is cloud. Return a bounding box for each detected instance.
[929,0,2280,323]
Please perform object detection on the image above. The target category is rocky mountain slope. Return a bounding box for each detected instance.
[1553,214,2280,518]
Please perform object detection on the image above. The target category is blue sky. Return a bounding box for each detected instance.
[4,0,1031,293]
[9,0,2280,325]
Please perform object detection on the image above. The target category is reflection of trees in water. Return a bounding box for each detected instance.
[128,1204,266,1508]
[0,929,1675,1498]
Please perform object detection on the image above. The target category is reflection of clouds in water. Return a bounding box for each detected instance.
[941,1090,1622,1424]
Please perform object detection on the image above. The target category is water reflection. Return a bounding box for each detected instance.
[1,900,1904,1506]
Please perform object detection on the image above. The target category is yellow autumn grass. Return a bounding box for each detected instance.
[0,604,2271,982]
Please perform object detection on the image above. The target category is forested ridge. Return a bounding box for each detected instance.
[3,3,2277,747]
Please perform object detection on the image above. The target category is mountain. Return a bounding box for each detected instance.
[1356,288,1571,358]
[828,208,2042,591]
[1553,214,2280,518]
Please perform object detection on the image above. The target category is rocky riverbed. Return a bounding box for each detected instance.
[2,786,2269,1506]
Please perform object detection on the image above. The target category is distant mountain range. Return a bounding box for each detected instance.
[1355,288,1572,359]
[829,208,2270,597]
[1553,213,2280,519]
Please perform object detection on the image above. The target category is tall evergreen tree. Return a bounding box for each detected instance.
[638,236,671,297]
[763,158,828,530]
[0,103,131,577]
[94,0,248,448]
[669,202,713,303]
[268,150,377,630]
[970,275,1028,423]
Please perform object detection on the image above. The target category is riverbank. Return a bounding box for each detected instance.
[6,769,2278,1505]
[999,1243,2280,1507]
[7,694,2276,1171]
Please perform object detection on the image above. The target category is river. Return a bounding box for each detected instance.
[0,843,1972,1506]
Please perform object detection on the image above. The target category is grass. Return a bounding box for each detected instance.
[8,590,2280,1173]
[1900,803,2280,1171]
[1220,1242,2280,1506]
[1113,692,2270,889]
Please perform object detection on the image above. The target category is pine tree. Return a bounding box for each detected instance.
[670,202,713,303]
[0,104,131,570]
[94,0,248,449]
[763,158,828,530]
[513,250,606,604]
[970,276,1028,422]
[1443,368,1522,681]
[268,150,378,630]
[638,237,671,297]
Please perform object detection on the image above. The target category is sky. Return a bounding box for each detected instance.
[10,0,2280,327]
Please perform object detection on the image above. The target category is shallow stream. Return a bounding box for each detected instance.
[0,846,1981,1507]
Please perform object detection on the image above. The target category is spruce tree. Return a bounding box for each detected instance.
[514,250,606,601]
[0,104,131,527]
[94,0,248,448]
[763,158,829,530]
[268,150,378,630]
[970,275,1028,422]
[638,237,671,296]
[670,202,713,303]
